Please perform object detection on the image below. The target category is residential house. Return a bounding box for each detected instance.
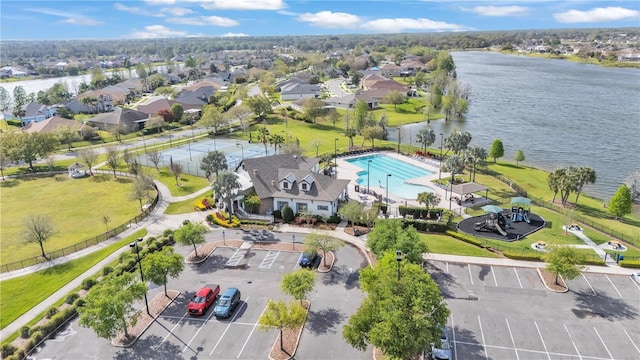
[13,102,57,124]
[379,63,400,77]
[88,107,148,133]
[174,80,217,110]
[361,73,389,89]
[137,97,174,116]
[23,116,91,136]
[400,60,427,76]
[280,83,322,101]
[62,94,113,114]
[324,92,380,110]
[236,154,350,217]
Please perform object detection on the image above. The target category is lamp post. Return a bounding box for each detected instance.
[438,133,444,179]
[222,230,226,246]
[397,127,401,154]
[292,234,295,250]
[188,139,192,161]
[367,159,372,194]
[396,250,402,281]
[334,138,338,178]
[130,238,150,316]
[386,174,392,208]
[236,141,244,162]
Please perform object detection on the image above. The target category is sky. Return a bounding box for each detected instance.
[1,0,639,40]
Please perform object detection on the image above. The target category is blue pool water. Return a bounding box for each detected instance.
[346,154,435,199]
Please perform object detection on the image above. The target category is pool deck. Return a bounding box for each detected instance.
[337,151,482,216]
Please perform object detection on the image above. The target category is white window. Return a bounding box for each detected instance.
[301,183,308,191]
[317,205,329,211]
[282,181,289,189]
[296,203,308,213]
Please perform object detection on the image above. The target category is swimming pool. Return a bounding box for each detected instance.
[346,154,435,199]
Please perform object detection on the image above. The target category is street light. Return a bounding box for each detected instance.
[386,174,392,208]
[188,139,192,161]
[439,133,444,180]
[397,127,401,154]
[236,141,244,162]
[367,159,372,194]
[334,138,338,178]
[222,230,226,246]
[292,234,296,250]
[130,238,150,316]
[396,250,403,281]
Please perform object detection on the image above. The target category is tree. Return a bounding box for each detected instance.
[609,185,632,220]
[226,104,253,133]
[129,175,154,211]
[56,125,80,151]
[366,219,427,264]
[415,126,435,153]
[23,214,54,260]
[257,127,270,155]
[245,95,273,120]
[143,248,184,297]
[417,192,440,213]
[443,129,472,156]
[281,269,316,304]
[442,154,466,186]
[302,97,325,123]
[7,132,57,169]
[310,139,322,157]
[338,201,364,228]
[0,150,9,180]
[343,252,449,360]
[105,146,121,178]
[488,139,504,163]
[303,232,344,267]
[269,133,285,155]
[0,86,11,112]
[384,90,406,109]
[157,109,174,123]
[78,148,99,176]
[199,105,228,136]
[212,170,241,223]
[464,146,487,182]
[361,126,384,149]
[171,103,184,123]
[146,115,166,134]
[146,150,161,172]
[574,166,596,204]
[514,149,525,166]
[200,150,228,181]
[174,221,209,258]
[625,171,640,202]
[169,162,183,186]
[13,86,27,113]
[243,194,261,213]
[354,100,369,133]
[78,272,147,340]
[136,63,148,91]
[257,300,307,354]
[545,246,586,285]
[344,128,356,149]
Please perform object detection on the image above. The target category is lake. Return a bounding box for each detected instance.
[399,51,640,201]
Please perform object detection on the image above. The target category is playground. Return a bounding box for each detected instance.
[457,197,546,242]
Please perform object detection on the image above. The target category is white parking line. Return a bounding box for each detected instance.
[226,248,244,266]
[468,264,474,285]
[605,275,623,298]
[534,321,551,360]
[491,266,498,287]
[477,315,488,360]
[513,268,523,289]
[593,327,613,359]
[259,251,280,269]
[450,314,457,360]
[581,273,597,296]
[624,329,640,354]
[161,312,189,342]
[237,304,269,358]
[630,276,640,290]
[183,301,219,353]
[293,253,303,270]
[452,341,611,359]
[505,318,520,360]
[563,323,583,360]
[446,261,449,274]
[209,297,249,356]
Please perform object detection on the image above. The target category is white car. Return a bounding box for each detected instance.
[430,326,452,360]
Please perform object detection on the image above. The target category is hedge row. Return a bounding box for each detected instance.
[402,219,448,233]
[619,259,640,268]
[398,206,443,220]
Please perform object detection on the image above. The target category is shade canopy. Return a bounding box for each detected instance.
[510,197,532,206]
[450,182,488,196]
[481,205,504,213]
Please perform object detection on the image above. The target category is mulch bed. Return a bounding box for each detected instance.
[538,268,568,292]
[269,300,310,360]
[343,225,370,237]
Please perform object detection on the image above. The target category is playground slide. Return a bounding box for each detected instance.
[494,222,508,236]
[516,207,524,222]
[511,212,517,222]
[523,210,531,224]
[474,221,488,231]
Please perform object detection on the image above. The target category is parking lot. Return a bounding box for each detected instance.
[31,239,371,360]
[426,261,640,360]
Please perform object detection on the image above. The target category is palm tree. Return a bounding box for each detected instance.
[442,155,466,209]
[270,134,285,155]
[200,150,228,181]
[443,129,472,156]
[344,128,356,149]
[415,126,435,153]
[574,167,596,204]
[464,146,487,182]
[417,192,440,214]
[257,127,270,156]
[212,170,241,223]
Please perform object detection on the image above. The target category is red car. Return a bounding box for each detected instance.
[188,284,220,316]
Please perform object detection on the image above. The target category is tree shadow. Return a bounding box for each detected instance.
[451,327,488,360]
[478,265,489,281]
[423,262,470,300]
[320,264,361,290]
[190,254,227,274]
[0,179,19,187]
[571,289,638,321]
[305,307,345,335]
[115,334,185,360]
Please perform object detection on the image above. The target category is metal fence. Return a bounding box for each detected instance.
[1,173,159,273]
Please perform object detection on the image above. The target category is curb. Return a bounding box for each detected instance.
[268,300,310,360]
[317,251,335,273]
[536,268,568,293]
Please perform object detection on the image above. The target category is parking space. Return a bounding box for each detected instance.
[432,261,640,360]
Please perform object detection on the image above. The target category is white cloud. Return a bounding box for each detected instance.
[195,0,285,10]
[297,11,361,28]
[472,6,530,17]
[24,8,103,26]
[220,32,249,37]
[167,16,238,26]
[554,6,639,23]
[364,18,467,33]
[128,25,190,38]
[114,3,164,17]
[144,0,175,4]
[161,7,194,17]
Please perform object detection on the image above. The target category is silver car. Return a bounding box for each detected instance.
[430,326,452,360]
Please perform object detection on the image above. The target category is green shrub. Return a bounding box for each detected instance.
[102,266,114,276]
[23,337,37,354]
[502,252,543,261]
[272,209,282,219]
[74,298,86,307]
[65,293,80,304]
[445,230,483,246]
[30,330,45,344]
[282,206,294,223]
[81,278,97,290]
[1,343,16,357]
[205,214,214,223]
[145,236,156,246]
[45,307,58,319]
[20,326,30,339]
[328,214,341,224]
[9,348,25,360]
[620,259,640,268]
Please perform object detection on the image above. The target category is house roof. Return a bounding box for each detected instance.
[23,116,90,134]
[21,102,51,117]
[89,107,148,126]
[241,154,349,202]
[137,98,174,115]
[280,83,321,95]
[175,86,214,108]
[366,79,408,92]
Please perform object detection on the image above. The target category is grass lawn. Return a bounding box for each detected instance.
[0,229,146,332]
[421,233,500,258]
[0,174,145,264]
[165,195,214,215]
[154,168,210,197]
